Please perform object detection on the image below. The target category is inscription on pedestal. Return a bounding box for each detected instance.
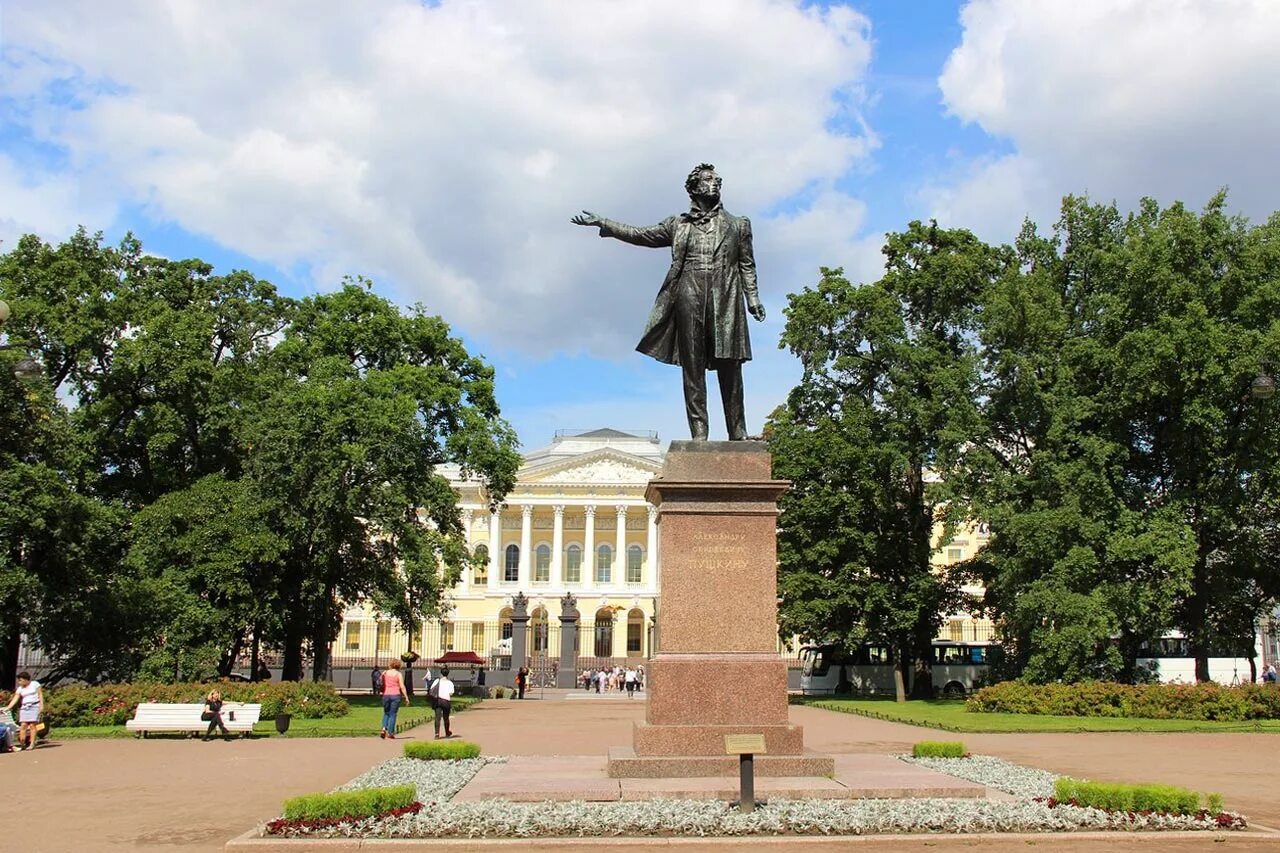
[689,531,748,572]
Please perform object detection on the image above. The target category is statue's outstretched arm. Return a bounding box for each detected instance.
[572,211,673,248]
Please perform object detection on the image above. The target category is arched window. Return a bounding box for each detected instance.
[499,606,514,641]
[535,544,551,583]
[594,607,614,659]
[531,606,549,653]
[565,544,582,583]
[627,608,645,656]
[473,544,489,585]
[596,543,613,584]
[504,544,520,582]
[626,545,644,584]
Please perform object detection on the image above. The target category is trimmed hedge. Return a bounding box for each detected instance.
[967,681,1280,722]
[283,785,416,821]
[0,681,349,727]
[911,740,966,758]
[404,740,481,760]
[1054,778,1206,816]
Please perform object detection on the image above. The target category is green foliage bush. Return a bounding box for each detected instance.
[967,681,1280,721]
[1054,778,1202,815]
[282,785,416,821]
[911,740,967,758]
[403,740,481,760]
[2,681,349,727]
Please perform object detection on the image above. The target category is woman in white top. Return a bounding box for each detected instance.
[4,671,43,751]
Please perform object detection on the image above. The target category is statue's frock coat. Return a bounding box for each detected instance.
[599,211,759,366]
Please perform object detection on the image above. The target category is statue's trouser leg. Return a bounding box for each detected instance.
[682,351,709,439]
[717,363,747,440]
[678,272,710,439]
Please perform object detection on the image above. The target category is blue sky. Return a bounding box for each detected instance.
[3,1,1279,449]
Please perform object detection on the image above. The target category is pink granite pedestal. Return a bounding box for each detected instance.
[606,441,834,779]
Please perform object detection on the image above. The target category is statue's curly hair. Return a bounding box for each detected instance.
[685,163,719,194]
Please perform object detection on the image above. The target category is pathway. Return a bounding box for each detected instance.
[4,698,1279,851]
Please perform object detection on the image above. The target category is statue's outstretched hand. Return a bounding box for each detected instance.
[748,299,766,322]
[572,210,603,228]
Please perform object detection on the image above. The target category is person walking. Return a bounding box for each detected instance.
[624,666,638,698]
[379,659,410,739]
[516,666,528,700]
[201,689,232,740]
[4,672,43,751]
[432,667,455,739]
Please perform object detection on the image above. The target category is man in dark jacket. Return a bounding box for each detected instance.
[573,163,766,440]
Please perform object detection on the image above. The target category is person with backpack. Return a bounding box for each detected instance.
[430,667,455,739]
[379,659,410,739]
[371,666,382,696]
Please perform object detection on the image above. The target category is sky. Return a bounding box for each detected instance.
[3,0,1280,449]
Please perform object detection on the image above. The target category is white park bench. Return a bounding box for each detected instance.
[125,702,261,737]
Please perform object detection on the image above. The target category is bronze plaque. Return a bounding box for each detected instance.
[724,734,767,755]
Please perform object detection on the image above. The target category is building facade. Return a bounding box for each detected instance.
[333,429,666,682]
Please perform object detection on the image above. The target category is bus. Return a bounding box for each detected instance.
[1134,634,1266,685]
[798,640,998,697]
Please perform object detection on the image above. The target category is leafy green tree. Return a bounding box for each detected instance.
[771,222,1006,700]
[970,194,1280,681]
[248,282,520,680]
[126,474,285,680]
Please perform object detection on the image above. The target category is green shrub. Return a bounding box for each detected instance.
[21,681,349,727]
[911,740,966,758]
[403,740,481,760]
[282,785,416,821]
[1054,778,1203,815]
[1207,792,1225,816]
[967,681,1280,722]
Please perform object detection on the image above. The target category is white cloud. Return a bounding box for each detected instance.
[925,0,1280,239]
[1,0,876,357]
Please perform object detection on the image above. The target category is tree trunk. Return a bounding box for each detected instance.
[0,616,21,691]
[281,619,305,681]
[310,587,336,683]
[893,654,908,703]
[250,626,261,682]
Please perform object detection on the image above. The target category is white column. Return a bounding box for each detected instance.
[583,504,596,594]
[519,504,533,587]
[646,505,658,591]
[487,509,501,592]
[615,505,628,588]
[551,505,565,588]
[460,508,474,595]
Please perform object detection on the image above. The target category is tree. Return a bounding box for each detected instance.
[125,474,285,681]
[969,194,1280,681]
[771,222,1006,700]
[248,281,520,680]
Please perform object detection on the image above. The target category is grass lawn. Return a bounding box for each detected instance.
[794,696,1280,733]
[54,694,480,739]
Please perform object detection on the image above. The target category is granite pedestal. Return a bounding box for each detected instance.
[606,441,834,779]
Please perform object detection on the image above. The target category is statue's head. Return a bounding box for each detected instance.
[684,163,721,201]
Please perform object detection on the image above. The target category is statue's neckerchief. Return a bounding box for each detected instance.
[682,201,723,226]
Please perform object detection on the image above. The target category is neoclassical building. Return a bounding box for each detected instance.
[335,429,667,673]
[333,428,991,677]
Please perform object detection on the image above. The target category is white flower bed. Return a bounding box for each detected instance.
[264,755,1243,839]
[902,755,1058,798]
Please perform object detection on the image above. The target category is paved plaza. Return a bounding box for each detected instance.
[4,693,1280,851]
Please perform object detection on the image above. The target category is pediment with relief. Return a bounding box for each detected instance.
[523,450,662,485]
[539,459,657,484]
